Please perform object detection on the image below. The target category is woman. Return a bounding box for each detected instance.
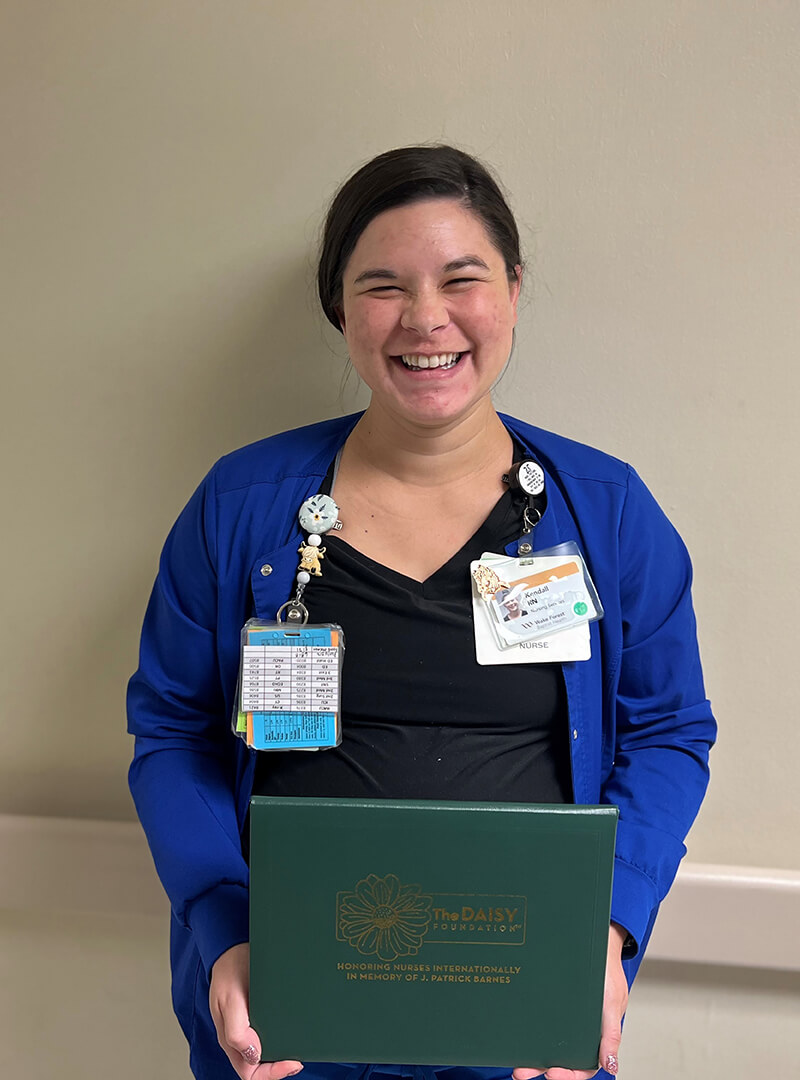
[128,146,715,1080]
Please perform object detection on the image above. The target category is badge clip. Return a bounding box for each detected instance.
[504,458,547,561]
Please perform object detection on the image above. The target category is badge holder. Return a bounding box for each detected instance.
[471,457,603,660]
[232,492,345,751]
[473,544,603,649]
[233,618,344,751]
[470,555,592,665]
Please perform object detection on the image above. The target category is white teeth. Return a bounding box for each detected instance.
[401,352,461,370]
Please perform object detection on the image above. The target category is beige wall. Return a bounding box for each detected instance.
[5,0,797,863]
[2,1,799,1074]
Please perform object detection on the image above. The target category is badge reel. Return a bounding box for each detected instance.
[505,458,546,563]
[232,494,345,751]
[470,457,603,664]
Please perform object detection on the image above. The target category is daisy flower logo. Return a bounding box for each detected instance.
[337,873,432,961]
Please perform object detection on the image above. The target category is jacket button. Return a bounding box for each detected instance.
[572,729,578,740]
[260,564,273,577]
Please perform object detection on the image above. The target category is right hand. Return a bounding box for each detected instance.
[209,943,303,1080]
[511,923,628,1079]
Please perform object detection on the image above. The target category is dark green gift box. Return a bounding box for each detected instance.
[249,797,617,1069]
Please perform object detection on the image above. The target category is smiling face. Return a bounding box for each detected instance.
[501,596,522,620]
[338,198,521,431]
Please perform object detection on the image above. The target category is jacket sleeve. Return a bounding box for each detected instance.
[605,466,716,954]
[127,467,250,977]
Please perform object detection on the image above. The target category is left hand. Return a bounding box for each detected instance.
[208,943,303,1080]
[512,922,629,1079]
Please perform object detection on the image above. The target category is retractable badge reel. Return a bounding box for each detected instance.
[232,494,345,751]
[504,458,547,561]
[471,456,604,653]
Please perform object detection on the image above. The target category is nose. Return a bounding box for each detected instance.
[400,288,449,336]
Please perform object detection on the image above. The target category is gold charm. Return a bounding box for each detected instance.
[471,563,509,601]
[298,542,326,577]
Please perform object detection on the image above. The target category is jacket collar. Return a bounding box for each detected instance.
[251,410,573,619]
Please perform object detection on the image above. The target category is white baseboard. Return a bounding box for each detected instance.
[0,814,169,918]
[644,861,800,972]
[2,814,797,972]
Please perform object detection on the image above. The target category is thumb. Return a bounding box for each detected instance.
[217,991,262,1065]
[219,1003,302,1078]
[598,1012,621,1076]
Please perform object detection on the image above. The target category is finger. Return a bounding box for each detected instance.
[253,1063,304,1080]
[540,1070,597,1080]
[215,1007,269,1076]
[597,1038,620,1077]
[209,980,302,1079]
[224,1029,301,1079]
[209,1003,255,1078]
[597,1039,620,1074]
[218,1032,261,1080]
[218,1003,262,1067]
[598,1001,622,1076]
[515,1064,601,1079]
[221,1039,302,1080]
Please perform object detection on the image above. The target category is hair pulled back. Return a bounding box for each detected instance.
[317,145,521,331]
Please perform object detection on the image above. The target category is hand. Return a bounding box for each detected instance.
[209,943,303,1080]
[512,922,629,1079]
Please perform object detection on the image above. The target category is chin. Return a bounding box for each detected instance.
[396,394,492,430]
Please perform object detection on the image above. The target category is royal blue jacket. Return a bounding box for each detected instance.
[128,412,715,1079]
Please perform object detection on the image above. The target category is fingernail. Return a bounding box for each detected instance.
[241,1045,260,1065]
[605,1053,618,1075]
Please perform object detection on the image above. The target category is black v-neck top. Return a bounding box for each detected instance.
[251,452,572,807]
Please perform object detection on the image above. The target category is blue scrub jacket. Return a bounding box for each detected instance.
[128,413,716,1080]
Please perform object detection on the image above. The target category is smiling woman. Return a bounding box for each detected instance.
[127,146,715,1080]
[338,198,520,434]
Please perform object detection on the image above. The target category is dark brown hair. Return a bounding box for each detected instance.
[317,145,522,331]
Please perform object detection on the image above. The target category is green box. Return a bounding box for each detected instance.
[249,797,617,1069]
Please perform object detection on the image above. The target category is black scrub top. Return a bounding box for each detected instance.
[251,450,571,808]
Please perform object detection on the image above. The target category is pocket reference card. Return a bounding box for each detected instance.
[236,622,343,750]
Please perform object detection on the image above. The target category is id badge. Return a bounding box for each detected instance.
[232,619,344,750]
[471,545,602,665]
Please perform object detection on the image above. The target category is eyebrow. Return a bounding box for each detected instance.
[352,254,491,286]
[442,255,491,273]
[352,268,398,285]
